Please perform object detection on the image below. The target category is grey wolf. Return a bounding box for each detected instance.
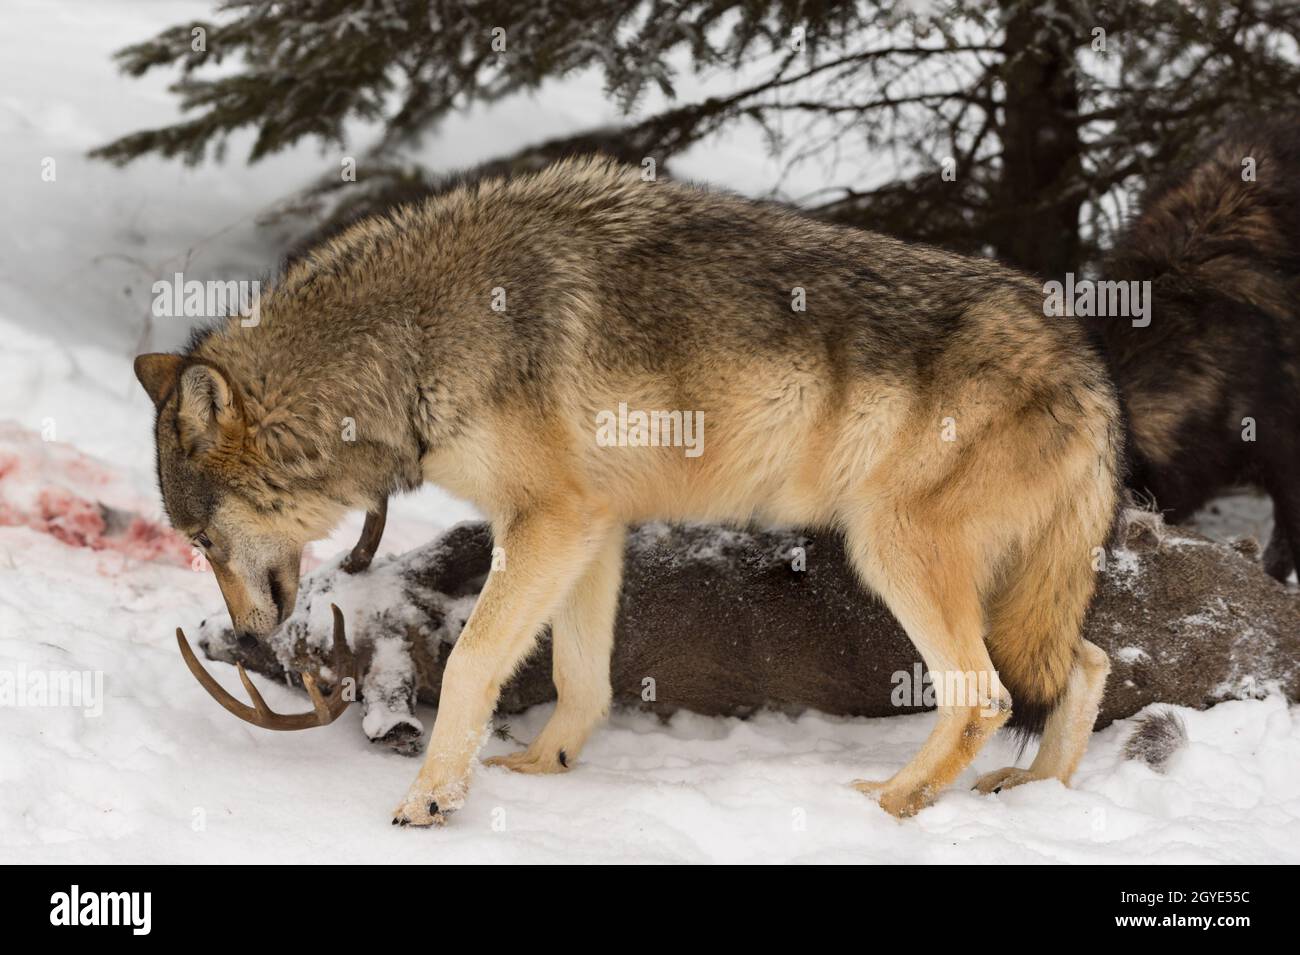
[1092,117,1300,580]
[135,156,1121,824]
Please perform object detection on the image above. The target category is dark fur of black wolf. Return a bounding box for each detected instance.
[1091,117,1300,580]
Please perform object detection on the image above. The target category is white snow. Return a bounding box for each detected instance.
[2,0,1299,864]
[1114,647,1149,665]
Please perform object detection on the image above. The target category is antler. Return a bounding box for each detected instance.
[341,497,387,574]
[176,604,354,730]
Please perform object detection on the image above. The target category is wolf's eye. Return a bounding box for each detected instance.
[193,533,212,549]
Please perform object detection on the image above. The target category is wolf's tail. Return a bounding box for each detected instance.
[984,515,1095,736]
[1113,116,1300,314]
[984,478,1117,738]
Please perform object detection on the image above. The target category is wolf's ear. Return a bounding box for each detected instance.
[176,364,243,455]
[134,354,184,406]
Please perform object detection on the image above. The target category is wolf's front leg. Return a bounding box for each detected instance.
[484,524,624,774]
[392,504,613,826]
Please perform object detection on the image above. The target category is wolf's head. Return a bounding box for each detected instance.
[135,353,338,639]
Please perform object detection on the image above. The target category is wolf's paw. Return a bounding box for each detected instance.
[484,746,571,774]
[972,766,1044,794]
[391,779,466,827]
[851,778,934,818]
[391,800,446,828]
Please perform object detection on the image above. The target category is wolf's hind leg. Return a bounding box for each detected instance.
[485,524,625,774]
[1262,522,1294,583]
[844,517,1011,818]
[1263,476,1300,583]
[392,503,612,826]
[973,639,1109,793]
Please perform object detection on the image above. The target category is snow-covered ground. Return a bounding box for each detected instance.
[2,0,1298,864]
